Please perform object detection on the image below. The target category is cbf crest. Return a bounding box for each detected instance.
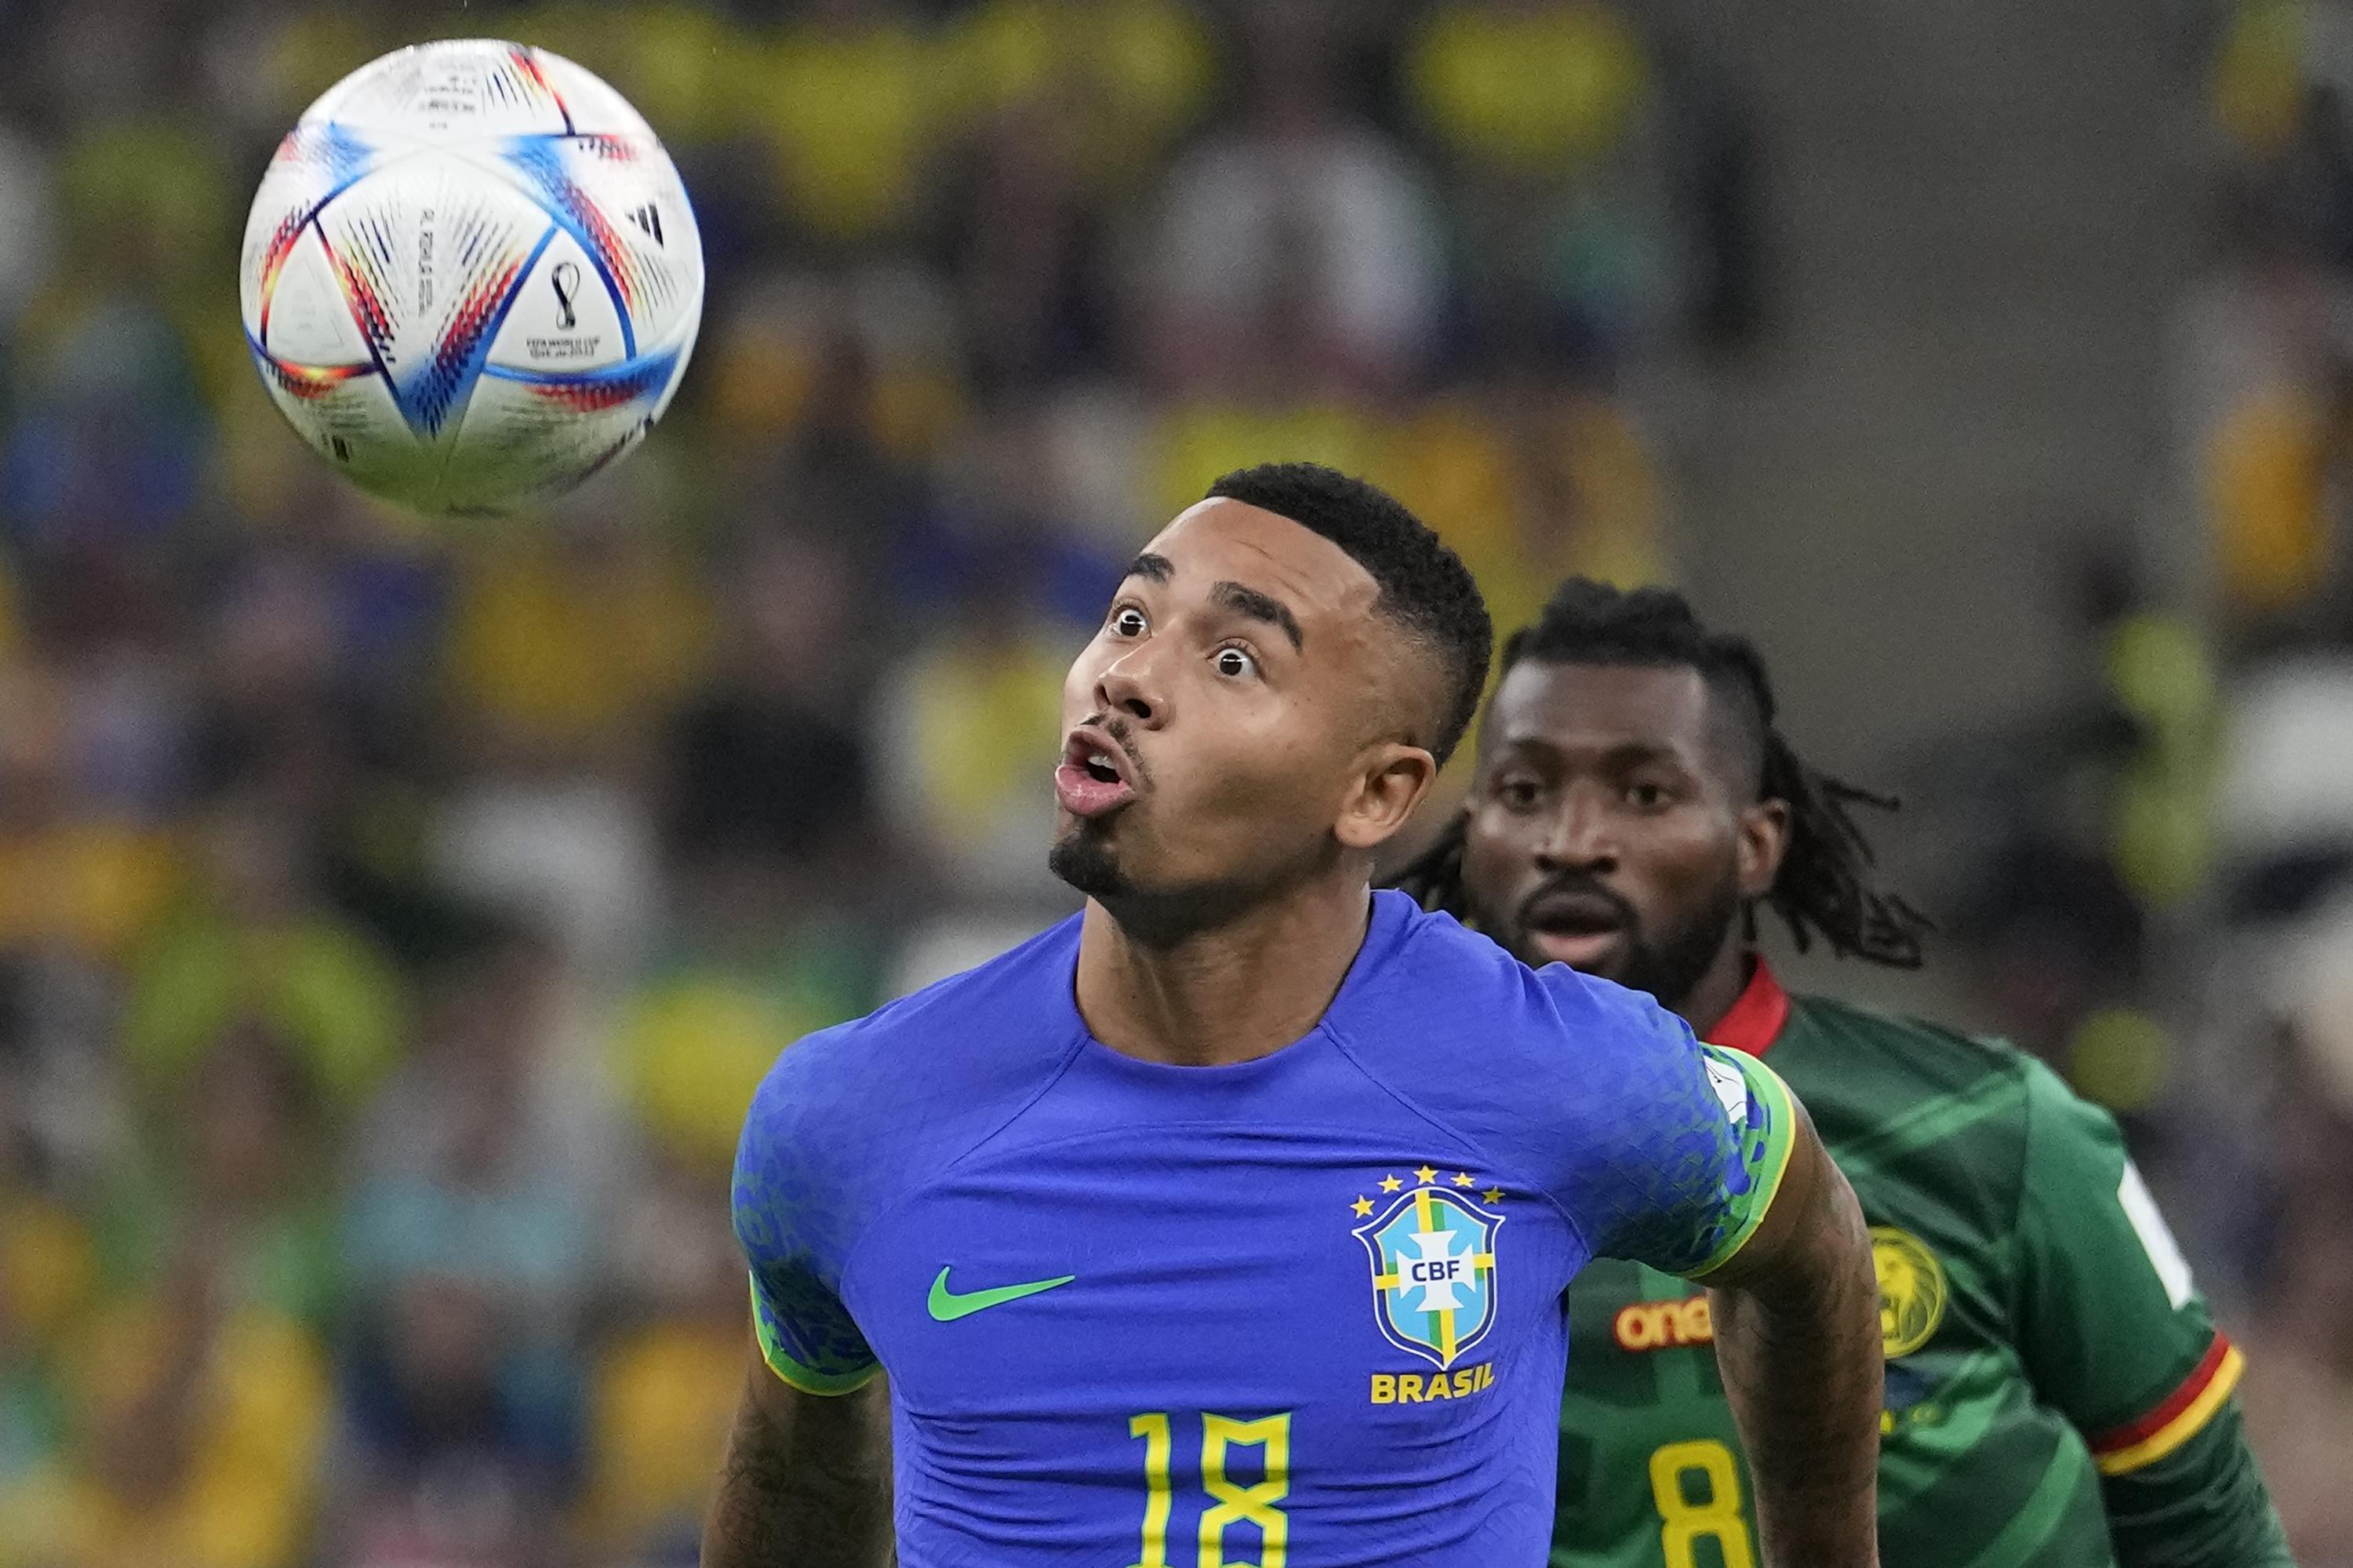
[1351,1171,1504,1370]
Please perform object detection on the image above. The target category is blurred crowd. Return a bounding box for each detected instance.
[2162,2,2353,1552]
[0,0,2346,1563]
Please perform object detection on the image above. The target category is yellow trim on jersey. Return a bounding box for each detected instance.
[2093,1344,2245,1475]
[749,1274,882,1396]
[1682,1050,1800,1282]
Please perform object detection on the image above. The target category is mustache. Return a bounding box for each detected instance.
[1079,713,1151,785]
[1514,872,1640,933]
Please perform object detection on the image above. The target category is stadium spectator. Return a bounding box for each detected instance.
[23,1237,333,1567]
[324,1272,579,1568]
[575,1157,745,1566]
[869,534,1075,904]
[1406,0,1668,370]
[100,1021,343,1333]
[739,0,944,250]
[1149,2,1447,391]
[666,532,877,874]
[122,791,404,1111]
[344,927,598,1337]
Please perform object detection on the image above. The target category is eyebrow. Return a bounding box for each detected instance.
[1496,736,1690,771]
[1212,580,1303,652]
[1121,553,1304,652]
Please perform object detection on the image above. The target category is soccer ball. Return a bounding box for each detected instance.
[239,40,704,515]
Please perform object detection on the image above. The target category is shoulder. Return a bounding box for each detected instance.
[1780,992,2093,1231]
[1332,896,1708,1166]
[1783,991,2036,1104]
[737,915,1088,1220]
[1342,894,1690,1062]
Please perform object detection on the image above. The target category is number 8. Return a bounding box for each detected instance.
[1648,1439,1757,1568]
[1129,1411,1291,1568]
[1202,1413,1289,1568]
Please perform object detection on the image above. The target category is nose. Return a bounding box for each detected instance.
[1535,788,1617,873]
[1095,651,1163,729]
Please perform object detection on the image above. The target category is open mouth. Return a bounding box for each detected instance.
[1055,726,1138,818]
[1517,890,1632,970]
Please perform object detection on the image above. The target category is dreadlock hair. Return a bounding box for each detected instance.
[1391,578,1931,968]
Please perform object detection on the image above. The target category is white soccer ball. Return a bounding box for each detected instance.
[238,40,704,515]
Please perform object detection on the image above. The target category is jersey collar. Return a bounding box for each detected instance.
[1704,958,1791,1057]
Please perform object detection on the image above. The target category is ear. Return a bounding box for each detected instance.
[1737,798,1791,900]
[1336,741,1439,853]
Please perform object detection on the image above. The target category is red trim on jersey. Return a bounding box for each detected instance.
[2088,1332,2236,1459]
[1706,959,1791,1057]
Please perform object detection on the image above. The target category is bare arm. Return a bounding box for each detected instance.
[1700,1103,1883,1566]
[704,1341,893,1568]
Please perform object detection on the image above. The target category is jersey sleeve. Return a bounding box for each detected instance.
[1542,971,1800,1279]
[2009,1060,2270,1498]
[2099,1400,2295,1567]
[731,1036,882,1396]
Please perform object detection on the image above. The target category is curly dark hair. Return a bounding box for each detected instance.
[1206,463,1492,767]
[1391,578,1930,967]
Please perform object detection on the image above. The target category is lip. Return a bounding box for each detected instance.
[1055,725,1138,819]
[1517,889,1631,973]
[1526,927,1627,973]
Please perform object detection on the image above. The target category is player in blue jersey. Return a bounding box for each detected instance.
[705,464,1886,1568]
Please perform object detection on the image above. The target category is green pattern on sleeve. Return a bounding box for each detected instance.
[750,1275,882,1395]
[1682,1046,1798,1279]
[2011,1058,2220,1432]
[2010,1057,2293,1563]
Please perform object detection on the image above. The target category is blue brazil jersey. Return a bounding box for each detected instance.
[732,891,1797,1566]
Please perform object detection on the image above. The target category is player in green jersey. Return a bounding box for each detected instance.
[1394,579,2293,1566]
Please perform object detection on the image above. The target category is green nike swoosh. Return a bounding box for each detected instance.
[926,1266,1076,1322]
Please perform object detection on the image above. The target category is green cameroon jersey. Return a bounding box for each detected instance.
[1554,963,2293,1568]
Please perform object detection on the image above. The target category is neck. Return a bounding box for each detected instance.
[1076,874,1374,1066]
[1674,935,1754,1040]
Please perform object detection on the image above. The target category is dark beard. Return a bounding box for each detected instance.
[1048,828,1130,900]
[1607,876,1745,1015]
[1049,824,1318,950]
[1488,869,1744,1015]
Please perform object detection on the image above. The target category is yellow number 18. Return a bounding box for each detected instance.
[1648,1439,1757,1568]
[1129,1410,1291,1568]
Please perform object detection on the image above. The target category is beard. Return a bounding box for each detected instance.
[1048,824,1132,900]
[1495,869,1744,1016]
[1049,813,1333,949]
[1609,875,1744,1013]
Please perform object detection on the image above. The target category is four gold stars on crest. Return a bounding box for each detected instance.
[1352,1169,1506,1214]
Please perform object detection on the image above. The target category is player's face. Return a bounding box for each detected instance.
[1049,499,1433,919]
[1458,662,1784,1011]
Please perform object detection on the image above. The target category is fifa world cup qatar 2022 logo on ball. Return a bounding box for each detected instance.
[238,38,704,517]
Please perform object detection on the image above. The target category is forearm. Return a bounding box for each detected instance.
[1707,1141,1883,1566]
[704,1361,893,1568]
[2102,1401,2296,1568]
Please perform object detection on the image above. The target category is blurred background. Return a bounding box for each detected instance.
[1,0,2351,1562]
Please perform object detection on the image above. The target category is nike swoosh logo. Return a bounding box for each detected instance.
[927,1265,1076,1322]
